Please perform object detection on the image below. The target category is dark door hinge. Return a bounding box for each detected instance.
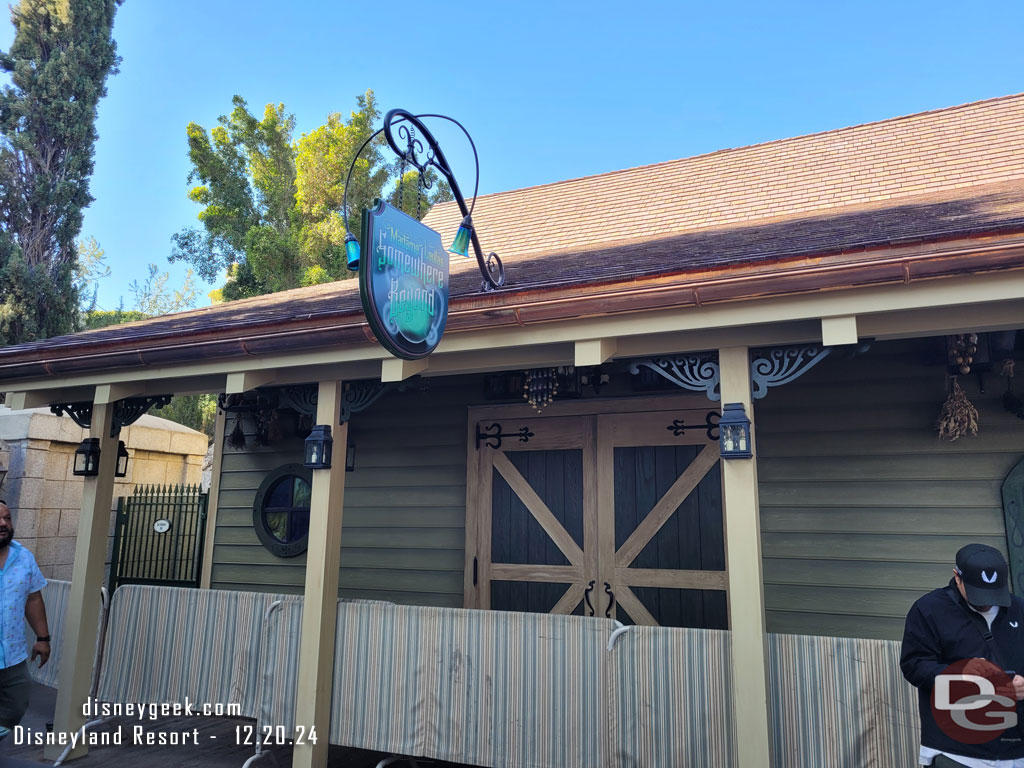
[473,556,478,586]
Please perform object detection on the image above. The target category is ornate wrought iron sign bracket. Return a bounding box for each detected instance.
[342,109,505,293]
[381,109,504,292]
[476,423,535,450]
[630,345,831,401]
[51,395,172,437]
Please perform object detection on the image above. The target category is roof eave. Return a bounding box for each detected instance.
[2,230,1024,382]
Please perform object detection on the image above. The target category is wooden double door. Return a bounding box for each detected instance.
[466,402,727,628]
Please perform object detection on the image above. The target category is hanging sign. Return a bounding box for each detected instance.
[359,200,449,360]
[153,519,171,534]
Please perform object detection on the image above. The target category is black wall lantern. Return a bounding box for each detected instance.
[115,441,130,478]
[304,425,333,469]
[345,442,356,473]
[719,402,753,459]
[72,438,102,477]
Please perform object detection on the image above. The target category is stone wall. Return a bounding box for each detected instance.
[0,407,208,581]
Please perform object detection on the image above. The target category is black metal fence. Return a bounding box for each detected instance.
[109,483,208,593]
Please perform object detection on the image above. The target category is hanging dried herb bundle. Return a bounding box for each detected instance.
[228,415,246,450]
[937,376,979,441]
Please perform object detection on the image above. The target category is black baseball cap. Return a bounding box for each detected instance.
[956,543,1012,608]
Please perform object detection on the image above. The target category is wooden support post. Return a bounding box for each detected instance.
[719,346,772,768]
[199,406,226,589]
[44,399,118,761]
[291,380,347,768]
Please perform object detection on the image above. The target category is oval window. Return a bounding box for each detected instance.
[252,464,313,557]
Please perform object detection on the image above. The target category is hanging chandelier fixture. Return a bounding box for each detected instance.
[523,367,571,411]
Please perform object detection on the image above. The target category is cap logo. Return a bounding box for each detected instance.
[982,570,998,584]
[1011,621,1019,628]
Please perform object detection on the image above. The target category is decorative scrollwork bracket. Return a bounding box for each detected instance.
[340,380,394,424]
[277,385,318,417]
[629,354,722,401]
[630,345,830,402]
[749,346,830,400]
[50,402,93,430]
[52,395,173,437]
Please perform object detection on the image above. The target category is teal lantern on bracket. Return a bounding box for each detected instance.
[345,233,361,271]
[448,215,473,257]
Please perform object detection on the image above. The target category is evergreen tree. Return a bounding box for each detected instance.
[0,0,122,345]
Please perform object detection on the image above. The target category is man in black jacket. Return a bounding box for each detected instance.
[901,543,1024,767]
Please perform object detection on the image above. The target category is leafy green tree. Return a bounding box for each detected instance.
[388,169,453,222]
[172,90,447,298]
[154,394,217,440]
[294,91,388,283]
[82,306,147,329]
[128,263,199,316]
[74,235,110,312]
[169,96,303,300]
[0,0,122,345]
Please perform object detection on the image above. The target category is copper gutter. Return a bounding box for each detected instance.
[1,234,1023,381]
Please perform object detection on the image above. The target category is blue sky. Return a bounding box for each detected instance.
[3,1,1023,310]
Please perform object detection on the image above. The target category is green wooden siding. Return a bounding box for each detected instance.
[757,338,1023,640]
[209,338,1024,641]
[209,377,483,606]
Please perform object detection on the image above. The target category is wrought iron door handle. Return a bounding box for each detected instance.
[604,582,615,618]
[584,580,596,617]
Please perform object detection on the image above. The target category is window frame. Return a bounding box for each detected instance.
[252,463,314,558]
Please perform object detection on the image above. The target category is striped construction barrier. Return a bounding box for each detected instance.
[255,600,920,767]
[30,582,918,766]
[22,579,108,693]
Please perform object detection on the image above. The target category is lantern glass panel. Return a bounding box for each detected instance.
[115,441,129,478]
[305,440,320,466]
[722,424,749,453]
[303,425,333,469]
[73,438,101,476]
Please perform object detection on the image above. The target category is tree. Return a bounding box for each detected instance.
[169,96,304,300]
[82,306,146,330]
[388,169,453,222]
[154,394,217,440]
[74,235,110,312]
[0,0,122,345]
[294,91,389,283]
[128,263,199,316]
[171,90,446,299]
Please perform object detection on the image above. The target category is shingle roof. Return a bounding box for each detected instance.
[2,93,1024,375]
[423,92,1024,256]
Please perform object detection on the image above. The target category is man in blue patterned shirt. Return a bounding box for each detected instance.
[0,501,49,742]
